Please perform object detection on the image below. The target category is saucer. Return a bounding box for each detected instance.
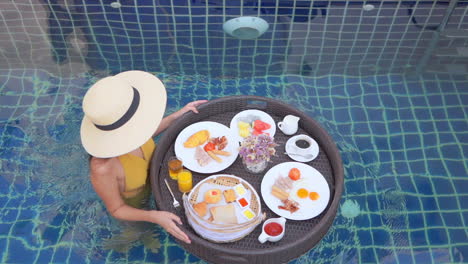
[285,134,319,162]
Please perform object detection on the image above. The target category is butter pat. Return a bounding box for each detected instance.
[233,184,247,197]
[242,208,256,220]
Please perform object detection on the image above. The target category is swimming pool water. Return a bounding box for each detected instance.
[0,69,467,263]
[1,0,468,263]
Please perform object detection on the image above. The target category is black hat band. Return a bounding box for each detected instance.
[94,87,140,131]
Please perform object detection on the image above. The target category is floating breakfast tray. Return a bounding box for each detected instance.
[150,95,344,264]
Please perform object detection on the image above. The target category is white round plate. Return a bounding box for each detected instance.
[261,162,330,220]
[229,109,276,143]
[285,134,319,162]
[174,121,239,174]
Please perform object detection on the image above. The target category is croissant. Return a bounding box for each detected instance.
[183,130,210,148]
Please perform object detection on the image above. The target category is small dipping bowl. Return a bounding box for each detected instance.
[258,217,286,243]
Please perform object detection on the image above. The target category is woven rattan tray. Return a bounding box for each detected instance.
[150,95,344,264]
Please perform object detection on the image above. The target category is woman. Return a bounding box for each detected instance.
[81,70,206,244]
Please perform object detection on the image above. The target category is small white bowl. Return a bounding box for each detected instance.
[223,16,269,40]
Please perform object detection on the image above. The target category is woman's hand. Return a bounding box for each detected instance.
[176,100,208,117]
[149,210,191,244]
[153,100,208,136]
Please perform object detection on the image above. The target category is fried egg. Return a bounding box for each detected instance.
[289,178,315,201]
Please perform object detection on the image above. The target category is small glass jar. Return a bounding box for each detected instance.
[242,159,268,174]
[177,169,193,193]
[168,156,183,180]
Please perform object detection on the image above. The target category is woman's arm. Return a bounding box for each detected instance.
[90,159,191,243]
[153,100,208,137]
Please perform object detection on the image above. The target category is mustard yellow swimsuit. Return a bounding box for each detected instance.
[118,139,155,209]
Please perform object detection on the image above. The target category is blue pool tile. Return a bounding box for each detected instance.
[368,109,384,121]
[441,213,463,227]
[409,213,425,229]
[452,246,467,263]
[372,229,391,247]
[1,209,18,222]
[346,179,366,195]
[405,195,422,211]
[371,122,387,135]
[358,230,373,246]
[385,109,399,121]
[391,150,406,162]
[439,133,458,145]
[447,107,465,119]
[432,179,455,195]
[427,228,449,245]
[424,212,444,227]
[404,134,421,149]
[370,214,383,228]
[440,143,462,160]
[453,179,468,195]
[397,108,414,120]
[36,248,54,263]
[367,195,380,211]
[360,248,378,263]
[421,197,438,211]
[448,229,468,245]
[411,230,428,246]
[427,95,447,106]
[7,238,38,263]
[42,226,61,245]
[167,245,186,263]
[415,176,435,195]
[12,221,35,246]
[51,247,70,263]
[399,177,417,194]
[401,121,418,132]
[0,223,10,235]
[428,160,449,176]
[375,248,392,261]
[128,245,145,261]
[415,108,432,120]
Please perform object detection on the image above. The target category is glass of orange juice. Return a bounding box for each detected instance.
[168,156,183,180]
[177,169,193,193]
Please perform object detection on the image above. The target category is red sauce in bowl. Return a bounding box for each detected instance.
[264,222,283,236]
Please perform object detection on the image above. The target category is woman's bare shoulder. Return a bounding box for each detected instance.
[89,157,118,179]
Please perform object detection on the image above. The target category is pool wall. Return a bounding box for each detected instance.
[1,1,467,77]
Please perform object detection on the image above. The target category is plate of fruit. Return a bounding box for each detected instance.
[229,109,276,143]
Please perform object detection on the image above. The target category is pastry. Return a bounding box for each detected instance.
[193,201,207,217]
[204,189,222,204]
[210,204,238,224]
[184,130,210,148]
[223,189,237,203]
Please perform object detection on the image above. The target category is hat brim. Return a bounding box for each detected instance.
[80,71,167,158]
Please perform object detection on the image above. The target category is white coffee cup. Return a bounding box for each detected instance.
[258,217,286,243]
[277,115,300,135]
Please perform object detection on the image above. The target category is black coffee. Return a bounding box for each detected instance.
[295,140,310,149]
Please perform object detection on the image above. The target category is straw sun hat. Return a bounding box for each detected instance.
[80,70,167,158]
